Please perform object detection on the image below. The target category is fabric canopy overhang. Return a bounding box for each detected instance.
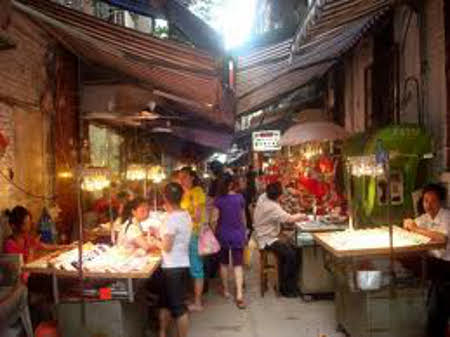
[13,0,233,127]
[236,0,393,115]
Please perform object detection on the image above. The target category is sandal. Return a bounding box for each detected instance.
[188,303,204,312]
[236,299,246,309]
[218,286,232,299]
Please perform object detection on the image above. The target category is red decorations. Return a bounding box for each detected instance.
[318,156,334,174]
[298,175,329,199]
[0,131,8,158]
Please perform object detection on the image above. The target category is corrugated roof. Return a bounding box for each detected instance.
[236,0,392,115]
[13,0,231,126]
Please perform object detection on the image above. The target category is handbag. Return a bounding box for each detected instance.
[198,225,220,256]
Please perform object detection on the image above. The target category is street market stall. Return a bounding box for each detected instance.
[311,125,439,337]
[22,241,161,337]
[23,243,161,303]
[314,226,445,337]
[277,121,349,297]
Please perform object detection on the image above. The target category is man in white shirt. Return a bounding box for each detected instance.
[403,184,450,337]
[149,182,192,337]
[253,182,306,297]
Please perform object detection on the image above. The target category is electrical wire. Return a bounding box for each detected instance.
[0,167,59,200]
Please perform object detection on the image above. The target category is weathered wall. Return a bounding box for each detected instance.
[0,11,78,231]
[394,6,421,125]
[423,0,447,176]
[53,48,79,234]
[344,36,373,133]
[0,11,52,218]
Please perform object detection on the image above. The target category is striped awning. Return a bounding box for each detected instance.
[13,0,233,127]
[236,0,392,115]
[293,0,393,50]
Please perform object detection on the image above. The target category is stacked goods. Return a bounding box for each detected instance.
[47,243,158,273]
[50,242,97,270]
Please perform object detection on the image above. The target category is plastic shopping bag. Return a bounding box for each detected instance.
[198,225,220,256]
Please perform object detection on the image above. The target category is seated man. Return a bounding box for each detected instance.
[403,183,450,337]
[253,182,306,297]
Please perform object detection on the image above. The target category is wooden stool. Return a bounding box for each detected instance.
[259,249,279,297]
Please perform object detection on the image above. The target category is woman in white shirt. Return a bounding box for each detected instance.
[149,182,192,337]
[116,197,151,251]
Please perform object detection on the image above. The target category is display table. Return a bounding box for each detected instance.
[23,245,161,337]
[294,219,347,298]
[313,226,446,337]
[23,245,161,304]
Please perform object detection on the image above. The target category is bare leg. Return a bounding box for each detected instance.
[234,266,244,301]
[219,263,231,298]
[159,309,171,337]
[176,312,189,337]
[188,278,204,311]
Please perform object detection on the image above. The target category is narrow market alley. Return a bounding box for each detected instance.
[188,254,344,337]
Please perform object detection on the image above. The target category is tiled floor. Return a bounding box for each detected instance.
[188,254,345,337]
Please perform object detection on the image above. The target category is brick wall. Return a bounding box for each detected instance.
[0,103,14,209]
[0,10,78,226]
[0,12,49,107]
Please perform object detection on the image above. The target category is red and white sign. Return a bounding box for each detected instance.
[252,130,281,152]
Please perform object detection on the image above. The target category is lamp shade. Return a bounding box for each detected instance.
[280,122,348,146]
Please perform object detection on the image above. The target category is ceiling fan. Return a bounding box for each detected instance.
[83,101,186,126]
[149,120,174,134]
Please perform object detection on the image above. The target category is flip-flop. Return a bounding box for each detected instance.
[236,299,246,309]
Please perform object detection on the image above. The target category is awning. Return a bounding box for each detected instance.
[280,121,348,146]
[236,0,392,115]
[293,0,393,50]
[13,0,232,127]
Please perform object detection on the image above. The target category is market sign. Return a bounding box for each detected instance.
[252,130,281,152]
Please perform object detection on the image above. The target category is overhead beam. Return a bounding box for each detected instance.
[0,0,11,30]
[153,89,213,111]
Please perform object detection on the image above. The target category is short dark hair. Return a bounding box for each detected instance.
[6,206,30,235]
[266,182,283,201]
[217,173,235,196]
[123,197,148,221]
[209,160,224,176]
[164,182,184,205]
[422,183,447,202]
[180,166,202,187]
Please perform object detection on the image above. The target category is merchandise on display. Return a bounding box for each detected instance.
[26,242,160,274]
[316,226,431,252]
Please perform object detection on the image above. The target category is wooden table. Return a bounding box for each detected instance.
[23,251,161,304]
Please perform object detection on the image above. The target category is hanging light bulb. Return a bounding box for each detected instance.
[81,167,111,192]
[126,164,148,181]
[348,156,384,177]
[149,165,166,184]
